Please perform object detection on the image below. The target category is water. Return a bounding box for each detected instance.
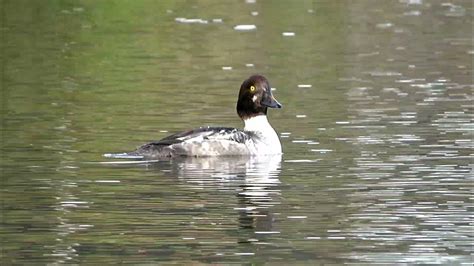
[1,0,473,264]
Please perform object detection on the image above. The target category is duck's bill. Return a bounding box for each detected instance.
[261,96,282,108]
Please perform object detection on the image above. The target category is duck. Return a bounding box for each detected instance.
[104,74,282,159]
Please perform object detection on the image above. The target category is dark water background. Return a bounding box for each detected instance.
[1,0,473,264]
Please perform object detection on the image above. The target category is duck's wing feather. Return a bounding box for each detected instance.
[134,126,256,158]
[157,126,250,144]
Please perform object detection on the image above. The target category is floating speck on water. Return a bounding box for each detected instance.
[467,50,474,55]
[271,87,276,91]
[175,17,208,24]
[235,253,255,256]
[251,11,259,16]
[159,130,168,133]
[317,128,326,131]
[336,121,350,124]
[305,236,321,240]
[281,132,292,135]
[296,115,307,118]
[307,9,314,13]
[166,9,173,14]
[222,66,233,71]
[95,180,121,183]
[212,18,223,23]
[234,24,256,31]
[245,63,254,67]
[255,231,280,234]
[297,84,312,88]
[409,65,416,68]
[376,22,393,29]
[282,32,295,37]
[245,0,256,3]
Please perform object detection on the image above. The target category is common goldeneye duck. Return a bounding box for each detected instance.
[105,74,282,159]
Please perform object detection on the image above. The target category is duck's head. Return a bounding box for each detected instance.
[236,75,282,120]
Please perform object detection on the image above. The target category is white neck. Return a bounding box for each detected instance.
[243,115,282,155]
[244,115,273,132]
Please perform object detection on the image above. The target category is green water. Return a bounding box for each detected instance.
[1,0,473,264]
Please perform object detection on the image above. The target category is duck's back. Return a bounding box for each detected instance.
[131,126,255,158]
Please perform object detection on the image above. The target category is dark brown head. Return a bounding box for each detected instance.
[236,75,282,120]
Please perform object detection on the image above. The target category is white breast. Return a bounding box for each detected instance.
[243,115,282,155]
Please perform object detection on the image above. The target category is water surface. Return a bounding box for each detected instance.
[1,0,473,264]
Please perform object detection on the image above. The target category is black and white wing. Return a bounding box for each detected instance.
[130,126,256,158]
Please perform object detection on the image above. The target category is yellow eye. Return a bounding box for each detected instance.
[250,85,256,92]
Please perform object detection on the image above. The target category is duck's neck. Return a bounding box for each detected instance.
[243,115,274,132]
[243,114,282,154]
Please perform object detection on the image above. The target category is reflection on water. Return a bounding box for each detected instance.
[1,0,473,264]
[42,156,282,264]
[158,156,282,234]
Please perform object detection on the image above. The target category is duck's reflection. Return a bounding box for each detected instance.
[152,155,282,232]
[235,156,281,232]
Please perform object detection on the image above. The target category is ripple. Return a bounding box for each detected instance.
[366,70,402,76]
